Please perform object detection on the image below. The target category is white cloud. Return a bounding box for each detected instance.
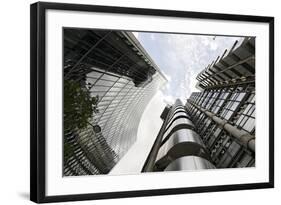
[139,33,242,98]
[162,92,175,105]
[210,41,219,50]
[150,33,155,40]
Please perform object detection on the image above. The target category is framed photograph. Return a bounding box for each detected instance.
[30,2,274,203]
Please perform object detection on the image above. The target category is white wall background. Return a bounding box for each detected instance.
[0,0,279,204]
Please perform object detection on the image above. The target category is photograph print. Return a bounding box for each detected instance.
[63,28,255,176]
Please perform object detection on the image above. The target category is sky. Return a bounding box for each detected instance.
[110,32,243,174]
[134,32,243,104]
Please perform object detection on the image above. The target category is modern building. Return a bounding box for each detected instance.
[63,29,166,176]
[143,37,255,172]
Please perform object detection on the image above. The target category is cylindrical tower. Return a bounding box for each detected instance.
[143,99,215,172]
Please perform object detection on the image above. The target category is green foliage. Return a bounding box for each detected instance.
[63,142,74,164]
[64,80,99,132]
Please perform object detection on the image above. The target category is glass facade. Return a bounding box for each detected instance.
[63,29,166,176]
[186,84,255,168]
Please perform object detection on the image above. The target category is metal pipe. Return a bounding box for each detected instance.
[189,102,255,152]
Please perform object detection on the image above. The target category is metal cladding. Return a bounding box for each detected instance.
[165,156,216,171]
[186,37,255,168]
[63,29,166,176]
[153,99,215,171]
[155,129,210,171]
[160,105,171,120]
[162,118,195,143]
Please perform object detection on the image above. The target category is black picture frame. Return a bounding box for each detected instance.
[30,1,274,203]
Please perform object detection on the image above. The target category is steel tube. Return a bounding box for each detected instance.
[189,102,255,152]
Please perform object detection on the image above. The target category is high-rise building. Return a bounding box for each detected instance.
[63,29,166,175]
[143,37,255,172]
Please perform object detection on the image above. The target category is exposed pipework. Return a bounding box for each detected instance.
[188,101,255,152]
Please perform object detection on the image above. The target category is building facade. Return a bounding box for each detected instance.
[63,29,166,175]
[143,37,255,172]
